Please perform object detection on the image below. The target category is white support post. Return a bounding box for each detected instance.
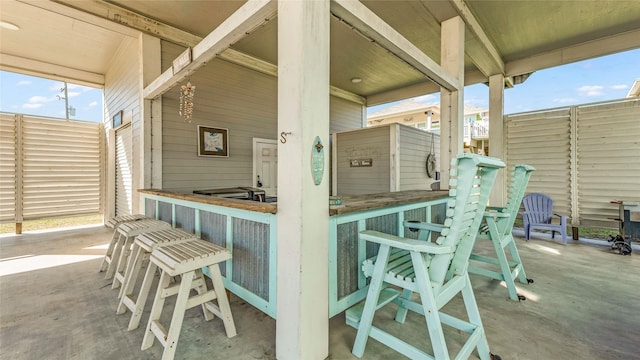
[439,17,465,186]
[276,1,330,359]
[489,74,506,205]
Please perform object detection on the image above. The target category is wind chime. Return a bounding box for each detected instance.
[179,81,196,123]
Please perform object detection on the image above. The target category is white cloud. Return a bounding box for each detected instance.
[17,80,31,86]
[413,94,435,103]
[577,85,604,96]
[67,91,81,98]
[610,84,628,90]
[88,101,98,107]
[22,95,57,110]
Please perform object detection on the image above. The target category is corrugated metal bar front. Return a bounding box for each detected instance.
[576,98,640,229]
[115,124,133,216]
[0,113,17,223]
[505,108,572,219]
[20,116,102,221]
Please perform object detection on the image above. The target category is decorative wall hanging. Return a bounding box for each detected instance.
[179,81,196,123]
[198,125,229,157]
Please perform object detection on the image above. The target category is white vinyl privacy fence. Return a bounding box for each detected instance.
[505,98,640,229]
[0,113,103,229]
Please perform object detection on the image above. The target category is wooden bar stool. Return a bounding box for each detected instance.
[141,239,236,360]
[109,219,171,288]
[117,228,197,331]
[99,214,148,274]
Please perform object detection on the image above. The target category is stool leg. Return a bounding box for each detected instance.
[208,264,237,338]
[118,243,144,300]
[117,244,144,311]
[112,236,133,290]
[142,271,171,351]
[193,270,214,321]
[105,234,125,280]
[162,270,195,360]
[125,259,157,330]
[99,229,119,272]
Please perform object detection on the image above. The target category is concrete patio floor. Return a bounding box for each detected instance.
[1,225,638,360]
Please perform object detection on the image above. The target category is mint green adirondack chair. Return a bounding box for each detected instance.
[468,165,536,301]
[346,154,505,360]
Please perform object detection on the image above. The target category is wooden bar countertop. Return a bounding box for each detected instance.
[329,190,450,215]
[139,189,449,216]
[139,189,278,214]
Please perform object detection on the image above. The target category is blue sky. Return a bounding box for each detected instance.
[0,48,638,121]
[0,72,103,122]
[368,47,640,115]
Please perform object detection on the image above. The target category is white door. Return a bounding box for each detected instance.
[253,138,277,196]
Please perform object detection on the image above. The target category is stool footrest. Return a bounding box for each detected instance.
[186,292,217,311]
[161,278,206,299]
[149,320,168,348]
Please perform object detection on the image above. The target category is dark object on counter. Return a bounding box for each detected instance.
[194,187,266,202]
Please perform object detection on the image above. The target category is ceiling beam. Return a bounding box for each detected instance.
[0,54,104,87]
[143,0,278,99]
[51,0,199,47]
[506,28,640,77]
[17,0,139,38]
[449,0,504,76]
[331,0,460,92]
[367,69,486,106]
[54,0,364,103]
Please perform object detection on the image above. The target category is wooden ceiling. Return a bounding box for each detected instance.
[2,0,639,104]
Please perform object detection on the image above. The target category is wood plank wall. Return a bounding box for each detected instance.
[160,41,363,191]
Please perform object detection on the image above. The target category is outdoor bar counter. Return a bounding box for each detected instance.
[139,188,450,318]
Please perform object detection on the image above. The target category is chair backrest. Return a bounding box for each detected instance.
[522,193,554,223]
[502,164,536,229]
[428,153,505,285]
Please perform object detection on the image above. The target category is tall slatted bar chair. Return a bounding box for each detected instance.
[468,164,536,301]
[141,239,236,360]
[109,219,172,288]
[117,228,197,330]
[99,214,148,274]
[346,153,505,360]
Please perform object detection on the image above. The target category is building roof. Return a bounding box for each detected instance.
[368,99,488,120]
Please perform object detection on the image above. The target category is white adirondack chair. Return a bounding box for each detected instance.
[346,153,504,360]
[468,164,536,301]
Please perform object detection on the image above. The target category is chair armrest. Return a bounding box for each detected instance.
[360,230,453,254]
[402,220,444,233]
[484,210,509,218]
[486,206,505,212]
[553,213,567,226]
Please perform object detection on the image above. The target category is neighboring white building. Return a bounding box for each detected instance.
[627,79,640,97]
[367,99,489,154]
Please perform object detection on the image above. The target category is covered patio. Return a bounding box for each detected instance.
[2,1,640,359]
[1,225,638,359]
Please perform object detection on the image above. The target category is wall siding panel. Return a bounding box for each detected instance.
[398,125,440,191]
[160,41,364,192]
[576,100,640,228]
[104,37,141,215]
[505,98,640,229]
[334,126,391,195]
[506,108,572,217]
[0,114,16,223]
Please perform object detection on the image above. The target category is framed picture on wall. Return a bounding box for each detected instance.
[198,125,229,157]
[112,110,123,128]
